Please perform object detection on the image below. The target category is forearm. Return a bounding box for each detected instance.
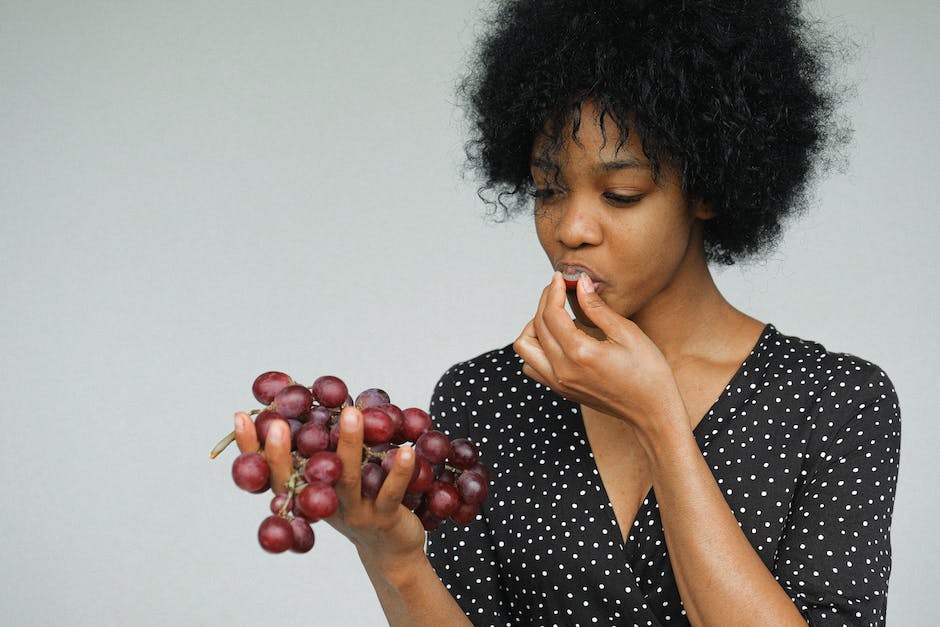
[640,424,806,627]
[360,548,472,627]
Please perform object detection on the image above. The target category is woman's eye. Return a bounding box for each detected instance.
[604,192,643,205]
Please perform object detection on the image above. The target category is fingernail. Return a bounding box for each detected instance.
[579,272,595,293]
[400,447,413,462]
[341,409,360,433]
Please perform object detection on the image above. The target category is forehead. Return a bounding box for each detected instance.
[530,101,648,168]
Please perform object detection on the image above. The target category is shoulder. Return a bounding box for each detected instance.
[761,325,900,438]
[429,343,537,438]
[764,325,897,400]
[432,343,526,398]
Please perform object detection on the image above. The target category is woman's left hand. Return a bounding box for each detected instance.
[513,272,688,436]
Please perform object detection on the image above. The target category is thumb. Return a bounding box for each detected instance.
[575,273,626,339]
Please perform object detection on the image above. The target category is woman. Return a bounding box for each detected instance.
[236,1,900,624]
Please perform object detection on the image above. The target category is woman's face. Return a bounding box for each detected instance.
[531,102,713,328]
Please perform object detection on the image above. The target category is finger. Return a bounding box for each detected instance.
[538,271,584,355]
[265,420,292,495]
[234,412,259,453]
[514,317,555,384]
[334,406,364,500]
[373,446,415,515]
[575,273,630,342]
[531,273,567,360]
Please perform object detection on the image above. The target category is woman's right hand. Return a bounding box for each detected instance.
[233,407,428,571]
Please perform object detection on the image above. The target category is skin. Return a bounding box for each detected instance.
[233,101,808,627]
[234,409,471,626]
[513,102,807,625]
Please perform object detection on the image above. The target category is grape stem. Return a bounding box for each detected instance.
[209,430,236,459]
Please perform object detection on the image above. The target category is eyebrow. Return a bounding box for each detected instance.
[530,156,648,172]
[593,157,647,172]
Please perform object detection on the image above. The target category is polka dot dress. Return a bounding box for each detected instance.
[425,325,900,626]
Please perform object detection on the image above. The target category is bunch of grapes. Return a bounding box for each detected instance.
[210,371,491,554]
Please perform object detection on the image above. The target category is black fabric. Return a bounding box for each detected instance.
[426,325,900,626]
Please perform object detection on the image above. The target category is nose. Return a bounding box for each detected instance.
[554,193,603,249]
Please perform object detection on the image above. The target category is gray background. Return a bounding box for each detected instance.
[1,1,936,625]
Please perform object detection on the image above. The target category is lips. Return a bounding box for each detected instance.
[555,262,602,291]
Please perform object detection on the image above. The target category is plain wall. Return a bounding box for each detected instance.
[1,1,936,624]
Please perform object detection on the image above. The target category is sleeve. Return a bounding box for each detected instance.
[772,365,901,626]
[424,364,513,627]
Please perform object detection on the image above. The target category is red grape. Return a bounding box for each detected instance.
[377,403,404,431]
[252,371,292,405]
[270,493,289,515]
[355,388,390,409]
[296,423,330,457]
[258,515,293,553]
[307,405,333,428]
[426,480,460,518]
[402,492,424,510]
[311,375,349,408]
[302,451,343,485]
[290,518,315,553]
[450,501,480,525]
[448,438,479,469]
[360,463,387,499]
[254,410,287,445]
[362,406,396,445]
[415,430,452,465]
[456,470,489,505]
[232,452,270,493]
[417,505,443,531]
[273,385,313,419]
[219,371,492,554]
[296,481,339,520]
[407,458,435,494]
[399,407,432,441]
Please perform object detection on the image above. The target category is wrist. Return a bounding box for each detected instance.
[358,543,430,591]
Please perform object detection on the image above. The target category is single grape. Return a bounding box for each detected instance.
[258,515,294,553]
[232,452,270,493]
[402,492,424,510]
[296,481,339,520]
[415,430,452,465]
[467,461,492,483]
[362,406,396,445]
[417,504,443,531]
[456,470,489,505]
[254,410,287,445]
[381,447,416,477]
[311,375,349,408]
[448,438,479,469]
[296,423,330,457]
[376,403,404,431]
[407,458,435,494]
[270,493,289,515]
[307,405,333,428]
[399,408,432,442]
[252,371,292,405]
[303,451,343,485]
[425,480,460,518]
[273,385,313,419]
[360,463,387,499]
[290,518,315,553]
[355,388,390,410]
[450,501,480,525]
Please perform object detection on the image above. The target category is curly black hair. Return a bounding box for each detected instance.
[460,0,847,264]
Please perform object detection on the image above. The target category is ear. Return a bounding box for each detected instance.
[692,199,716,220]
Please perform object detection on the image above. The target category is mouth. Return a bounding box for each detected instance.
[555,262,602,291]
